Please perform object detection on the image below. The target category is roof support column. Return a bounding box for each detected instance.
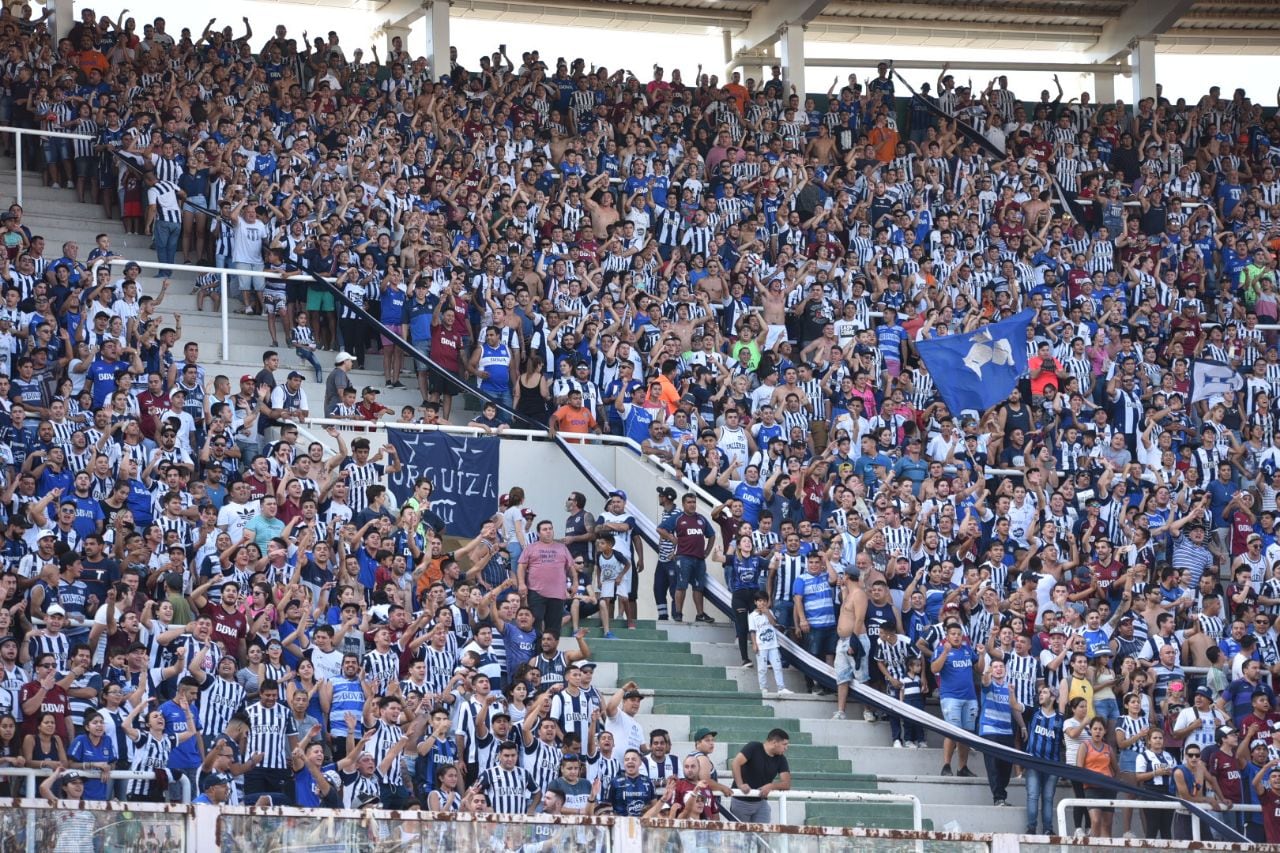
[779,23,805,99]
[424,0,451,83]
[49,0,75,42]
[1094,71,1115,105]
[1129,37,1155,106]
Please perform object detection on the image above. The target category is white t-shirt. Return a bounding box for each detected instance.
[217,499,261,541]
[1174,705,1226,748]
[605,707,645,753]
[748,611,779,651]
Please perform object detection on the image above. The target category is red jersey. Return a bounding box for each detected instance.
[431,328,463,372]
[18,682,69,741]
[1262,787,1280,843]
[202,602,247,660]
[242,473,271,503]
[137,389,171,439]
[1205,748,1243,802]
[1091,559,1122,595]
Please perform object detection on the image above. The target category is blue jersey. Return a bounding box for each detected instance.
[978,679,1015,736]
[159,699,201,769]
[609,772,656,816]
[477,343,512,395]
[734,482,765,526]
[622,403,655,446]
[1025,708,1062,761]
[932,643,979,701]
[726,554,766,593]
[380,286,406,325]
[792,572,837,628]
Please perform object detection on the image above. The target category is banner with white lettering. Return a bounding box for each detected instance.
[386,429,500,537]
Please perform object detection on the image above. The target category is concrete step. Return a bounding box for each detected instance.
[881,776,1031,807]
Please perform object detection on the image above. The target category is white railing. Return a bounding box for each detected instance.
[1055,797,1259,842]
[88,256,290,364]
[0,126,96,206]
[0,765,191,802]
[771,788,923,830]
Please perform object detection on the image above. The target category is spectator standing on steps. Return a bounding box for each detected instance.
[932,622,985,777]
[977,658,1025,807]
[657,493,716,624]
[325,351,355,418]
[517,520,576,639]
[729,728,791,823]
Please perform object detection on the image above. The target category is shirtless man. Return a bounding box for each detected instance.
[583,175,620,239]
[804,126,838,166]
[770,366,812,412]
[759,274,801,350]
[833,572,869,721]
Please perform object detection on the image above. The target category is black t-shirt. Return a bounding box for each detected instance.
[735,740,789,801]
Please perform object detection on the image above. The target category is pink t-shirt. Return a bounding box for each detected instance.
[519,540,575,599]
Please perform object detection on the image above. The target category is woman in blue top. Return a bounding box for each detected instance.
[67,710,117,801]
[714,534,767,667]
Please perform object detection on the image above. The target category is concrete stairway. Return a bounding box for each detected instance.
[0,161,479,424]
[576,619,1042,834]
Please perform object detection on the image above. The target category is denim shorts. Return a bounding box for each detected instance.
[940,698,978,732]
[674,556,707,591]
[1094,697,1120,722]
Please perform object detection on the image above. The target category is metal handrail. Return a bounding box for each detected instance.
[0,765,190,802]
[0,126,95,205]
[772,788,923,830]
[1055,796,1260,842]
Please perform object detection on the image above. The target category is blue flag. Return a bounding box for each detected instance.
[385,429,501,537]
[916,310,1034,417]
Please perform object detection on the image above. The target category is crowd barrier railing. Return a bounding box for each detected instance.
[0,126,96,206]
[1055,797,1261,843]
[0,799,1269,853]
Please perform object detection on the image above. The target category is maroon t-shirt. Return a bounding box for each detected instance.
[1205,748,1243,802]
[18,682,68,742]
[202,602,247,660]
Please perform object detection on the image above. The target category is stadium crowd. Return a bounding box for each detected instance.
[1,0,1280,843]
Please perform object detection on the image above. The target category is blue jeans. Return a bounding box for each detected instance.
[1025,767,1057,833]
[154,219,180,276]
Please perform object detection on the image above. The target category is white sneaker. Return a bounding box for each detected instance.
[778,687,794,695]
[761,690,773,698]
[741,660,755,669]
[905,741,918,749]
[1073,829,1086,840]
[917,741,928,749]
[49,183,60,189]
[893,739,903,748]
[863,710,876,722]
[831,710,847,720]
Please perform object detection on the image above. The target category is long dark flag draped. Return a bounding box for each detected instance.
[553,435,1248,842]
[890,68,1085,223]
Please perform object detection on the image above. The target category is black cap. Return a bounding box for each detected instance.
[656,486,677,501]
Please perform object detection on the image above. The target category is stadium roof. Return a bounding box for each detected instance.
[366,0,1280,58]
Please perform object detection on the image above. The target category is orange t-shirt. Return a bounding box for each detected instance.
[656,375,680,415]
[868,126,899,163]
[1028,356,1062,396]
[724,83,749,114]
[552,405,596,434]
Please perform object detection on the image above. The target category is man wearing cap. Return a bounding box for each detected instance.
[325,351,355,417]
[193,771,233,806]
[1176,685,1232,750]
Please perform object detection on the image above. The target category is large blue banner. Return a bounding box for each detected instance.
[385,429,500,537]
